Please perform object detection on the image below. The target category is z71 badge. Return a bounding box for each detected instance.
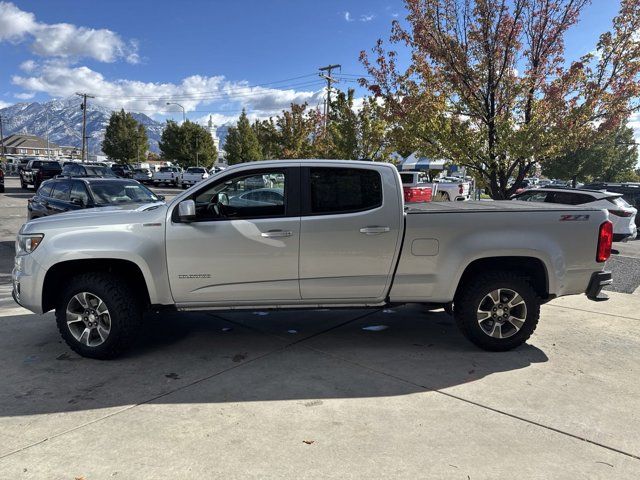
[559,214,590,222]
[178,274,211,279]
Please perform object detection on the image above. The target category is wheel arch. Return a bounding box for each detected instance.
[454,256,550,302]
[42,259,151,313]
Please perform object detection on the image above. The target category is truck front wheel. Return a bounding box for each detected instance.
[454,272,540,351]
[55,272,142,359]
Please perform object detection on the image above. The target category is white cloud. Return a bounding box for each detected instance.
[19,59,37,71]
[14,91,35,99]
[344,11,353,22]
[0,100,12,109]
[0,1,137,63]
[11,62,325,118]
[360,14,375,22]
[0,1,36,41]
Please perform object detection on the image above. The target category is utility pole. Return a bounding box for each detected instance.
[318,64,341,130]
[0,114,5,162]
[45,107,51,161]
[76,92,95,163]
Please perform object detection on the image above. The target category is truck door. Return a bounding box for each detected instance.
[299,165,403,301]
[166,167,301,305]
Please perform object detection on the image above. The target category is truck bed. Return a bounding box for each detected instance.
[406,200,603,213]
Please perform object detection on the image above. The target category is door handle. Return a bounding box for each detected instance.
[360,226,391,235]
[261,230,293,238]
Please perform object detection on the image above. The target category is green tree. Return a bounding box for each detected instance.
[102,109,149,164]
[159,120,218,167]
[274,103,323,159]
[252,118,281,159]
[224,110,262,164]
[543,121,639,183]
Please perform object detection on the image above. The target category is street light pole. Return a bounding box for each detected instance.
[166,102,186,123]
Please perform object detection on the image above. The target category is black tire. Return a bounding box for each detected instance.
[454,271,540,351]
[55,272,143,359]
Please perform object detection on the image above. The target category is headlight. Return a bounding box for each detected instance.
[16,234,44,255]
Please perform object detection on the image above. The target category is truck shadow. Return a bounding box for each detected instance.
[0,305,548,417]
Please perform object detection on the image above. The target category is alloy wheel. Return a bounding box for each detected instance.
[476,288,527,339]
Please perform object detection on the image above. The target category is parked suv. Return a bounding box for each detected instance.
[20,159,62,190]
[513,187,637,242]
[61,162,116,178]
[583,183,640,228]
[28,177,163,220]
[110,163,134,178]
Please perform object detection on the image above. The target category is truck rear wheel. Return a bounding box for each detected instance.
[55,272,142,359]
[454,272,540,351]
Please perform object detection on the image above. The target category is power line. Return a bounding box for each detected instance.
[91,74,322,100]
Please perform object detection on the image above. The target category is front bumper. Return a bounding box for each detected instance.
[11,254,45,313]
[585,271,612,302]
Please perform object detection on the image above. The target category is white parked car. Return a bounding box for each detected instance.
[153,166,182,187]
[180,167,209,189]
[513,187,637,242]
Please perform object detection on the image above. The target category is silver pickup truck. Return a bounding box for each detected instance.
[12,160,613,359]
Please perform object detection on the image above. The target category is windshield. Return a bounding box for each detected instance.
[34,161,60,168]
[187,167,205,173]
[88,181,160,205]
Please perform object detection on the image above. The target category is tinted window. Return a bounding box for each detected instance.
[187,167,205,174]
[309,167,382,214]
[546,192,594,205]
[37,182,54,198]
[160,167,172,172]
[193,171,286,221]
[71,182,90,205]
[400,173,415,184]
[516,191,548,202]
[33,161,60,168]
[50,181,71,201]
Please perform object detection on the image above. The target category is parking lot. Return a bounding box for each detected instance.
[1,175,640,478]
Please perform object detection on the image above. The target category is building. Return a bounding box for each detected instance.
[207,115,220,153]
[1,133,61,158]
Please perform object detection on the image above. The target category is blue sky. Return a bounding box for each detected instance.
[0,0,630,130]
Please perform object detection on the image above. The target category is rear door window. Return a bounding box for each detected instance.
[516,191,548,202]
[50,181,71,201]
[37,182,54,197]
[71,181,90,205]
[307,167,382,215]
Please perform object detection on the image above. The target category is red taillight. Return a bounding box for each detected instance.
[608,209,633,218]
[459,184,464,194]
[597,221,613,262]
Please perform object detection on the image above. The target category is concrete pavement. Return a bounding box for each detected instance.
[0,293,639,478]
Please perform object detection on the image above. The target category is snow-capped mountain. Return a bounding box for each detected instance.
[0,97,165,154]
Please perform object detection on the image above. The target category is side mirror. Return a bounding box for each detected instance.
[178,199,196,222]
[70,197,84,206]
[157,195,165,201]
